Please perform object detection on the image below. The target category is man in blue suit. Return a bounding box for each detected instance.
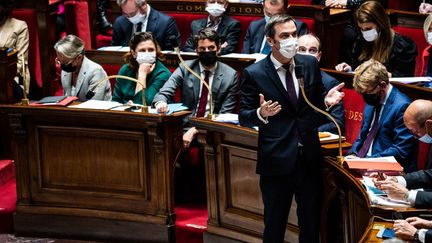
[298,33,345,134]
[349,59,416,172]
[183,0,241,55]
[239,14,344,243]
[112,0,180,50]
[242,0,308,54]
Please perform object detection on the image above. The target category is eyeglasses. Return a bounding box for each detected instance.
[297,46,319,55]
[55,56,78,66]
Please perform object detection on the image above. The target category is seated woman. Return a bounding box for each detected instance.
[0,0,30,100]
[335,1,417,77]
[54,34,111,101]
[112,32,171,105]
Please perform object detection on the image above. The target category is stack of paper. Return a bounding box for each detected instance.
[345,156,403,174]
[319,132,345,144]
[361,176,410,208]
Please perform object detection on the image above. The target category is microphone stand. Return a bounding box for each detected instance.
[20,54,29,106]
[95,75,149,113]
[172,47,215,120]
[297,74,344,165]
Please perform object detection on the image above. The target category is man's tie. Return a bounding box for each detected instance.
[136,22,143,33]
[357,105,382,157]
[196,70,211,117]
[282,64,297,106]
[261,41,271,54]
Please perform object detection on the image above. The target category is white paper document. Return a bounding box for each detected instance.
[68,100,123,110]
[389,77,432,84]
[361,176,411,208]
[345,156,397,163]
[214,113,239,124]
[221,53,267,62]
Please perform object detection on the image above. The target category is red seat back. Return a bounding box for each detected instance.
[421,45,431,76]
[11,9,42,89]
[167,13,208,48]
[342,88,365,144]
[64,0,92,49]
[387,0,417,11]
[393,26,426,76]
[417,142,431,170]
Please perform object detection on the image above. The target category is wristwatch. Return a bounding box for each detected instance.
[413,229,421,243]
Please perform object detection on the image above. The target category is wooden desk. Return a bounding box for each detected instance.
[1,104,189,242]
[189,117,350,243]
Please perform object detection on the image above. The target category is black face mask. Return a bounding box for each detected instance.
[362,93,381,106]
[198,51,217,67]
[61,63,78,73]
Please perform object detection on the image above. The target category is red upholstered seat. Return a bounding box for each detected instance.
[392,27,427,76]
[64,0,92,49]
[421,45,431,76]
[342,88,365,144]
[11,9,42,91]
[167,13,208,47]
[96,34,112,49]
[417,142,431,170]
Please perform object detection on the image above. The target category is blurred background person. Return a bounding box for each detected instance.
[335,1,417,77]
[112,0,180,50]
[423,14,432,77]
[242,0,307,54]
[0,0,29,100]
[297,33,345,134]
[112,32,171,105]
[54,34,111,101]
[97,0,112,34]
[183,0,240,55]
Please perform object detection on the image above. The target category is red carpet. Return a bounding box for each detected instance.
[175,203,208,243]
[0,178,16,233]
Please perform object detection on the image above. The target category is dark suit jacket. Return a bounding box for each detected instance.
[404,167,432,208]
[349,87,416,172]
[111,7,180,50]
[182,15,241,55]
[242,18,308,54]
[152,59,238,124]
[239,54,326,176]
[318,70,345,134]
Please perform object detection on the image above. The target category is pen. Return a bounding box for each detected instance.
[378,172,385,180]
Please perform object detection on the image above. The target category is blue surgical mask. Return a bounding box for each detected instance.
[264,13,270,23]
[419,134,432,144]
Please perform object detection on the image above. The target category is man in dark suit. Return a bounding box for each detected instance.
[183,0,240,55]
[239,14,344,243]
[153,29,238,148]
[297,33,344,134]
[348,59,416,172]
[112,0,180,50]
[373,99,432,242]
[242,0,308,54]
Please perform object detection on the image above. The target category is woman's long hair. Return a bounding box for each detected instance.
[355,1,393,63]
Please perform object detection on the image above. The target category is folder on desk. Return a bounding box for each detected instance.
[345,156,403,173]
[30,96,78,106]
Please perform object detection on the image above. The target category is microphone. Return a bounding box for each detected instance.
[20,53,29,105]
[168,35,215,120]
[295,64,344,164]
[89,75,149,112]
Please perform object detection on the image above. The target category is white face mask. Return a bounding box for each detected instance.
[128,11,145,25]
[136,51,156,64]
[419,133,432,144]
[278,38,298,59]
[427,32,432,45]
[206,3,226,17]
[361,28,379,42]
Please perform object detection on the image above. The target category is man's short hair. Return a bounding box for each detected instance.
[353,59,389,94]
[265,14,295,38]
[116,0,146,7]
[299,33,321,50]
[193,28,220,47]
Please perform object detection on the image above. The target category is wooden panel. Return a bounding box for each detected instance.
[1,104,189,242]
